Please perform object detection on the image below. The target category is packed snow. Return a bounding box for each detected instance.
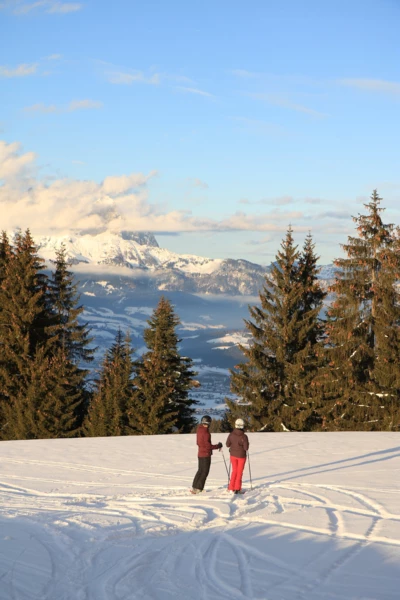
[1,433,399,599]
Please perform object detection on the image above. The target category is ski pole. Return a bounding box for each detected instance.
[221,448,229,483]
[247,451,253,490]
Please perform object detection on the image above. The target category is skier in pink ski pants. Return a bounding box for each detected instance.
[226,419,249,494]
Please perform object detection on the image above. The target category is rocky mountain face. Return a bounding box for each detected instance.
[32,230,335,296]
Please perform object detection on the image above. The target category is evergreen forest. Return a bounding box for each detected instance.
[1,191,399,439]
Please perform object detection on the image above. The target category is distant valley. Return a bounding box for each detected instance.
[32,230,336,415]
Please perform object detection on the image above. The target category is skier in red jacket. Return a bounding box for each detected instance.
[226,418,249,494]
[191,415,222,494]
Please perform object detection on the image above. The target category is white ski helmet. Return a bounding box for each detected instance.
[235,418,245,429]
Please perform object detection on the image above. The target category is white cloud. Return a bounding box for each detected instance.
[3,1,83,14]
[238,196,295,206]
[45,53,62,60]
[102,173,155,196]
[318,210,351,220]
[24,103,58,113]
[338,78,400,97]
[46,1,81,13]
[67,99,103,111]
[231,70,318,88]
[249,93,328,118]
[189,178,208,190]
[271,196,294,206]
[177,86,214,98]
[0,141,37,179]
[106,70,160,85]
[231,69,261,79]
[260,196,294,206]
[0,62,38,77]
[305,197,323,205]
[0,140,155,234]
[97,61,199,92]
[0,139,352,238]
[24,99,103,114]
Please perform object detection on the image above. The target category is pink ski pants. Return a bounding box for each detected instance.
[228,456,246,491]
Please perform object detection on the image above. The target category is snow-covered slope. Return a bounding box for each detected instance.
[36,231,223,274]
[1,433,399,599]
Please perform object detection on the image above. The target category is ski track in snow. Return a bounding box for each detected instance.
[1,435,400,599]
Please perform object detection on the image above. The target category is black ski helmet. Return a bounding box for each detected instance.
[201,415,212,425]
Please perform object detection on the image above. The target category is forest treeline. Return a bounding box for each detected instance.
[1,190,399,439]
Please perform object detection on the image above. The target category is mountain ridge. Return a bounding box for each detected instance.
[13,229,336,296]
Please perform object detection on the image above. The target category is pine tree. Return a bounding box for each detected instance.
[85,330,135,437]
[47,244,94,428]
[1,345,86,439]
[128,352,178,435]
[0,232,90,439]
[0,345,51,440]
[0,231,12,434]
[1,230,50,348]
[320,190,400,430]
[293,233,327,429]
[47,244,94,365]
[0,230,55,439]
[35,350,89,438]
[227,228,325,431]
[128,296,198,435]
[0,231,11,284]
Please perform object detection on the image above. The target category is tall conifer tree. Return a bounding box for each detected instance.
[47,244,94,427]
[320,191,400,430]
[227,228,325,431]
[0,231,12,434]
[85,330,135,437]
[128,296,198,434]
[294,233,327,428]
[47,244,94,365]
[0,233,91,439]
[0,230,55,439]
[0,231,11,283]
[4,345,86,439]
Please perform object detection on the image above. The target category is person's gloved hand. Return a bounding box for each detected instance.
[217,442,223,449]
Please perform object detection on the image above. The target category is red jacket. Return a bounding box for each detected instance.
[226,428,249,458]
[196,425,220,457]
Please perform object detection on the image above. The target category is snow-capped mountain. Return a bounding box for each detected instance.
[33,230,335,296]
[16,229,335,408]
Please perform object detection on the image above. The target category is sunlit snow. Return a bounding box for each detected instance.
[1,433,399,599]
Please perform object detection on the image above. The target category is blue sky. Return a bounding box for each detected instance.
[1,0,400,264]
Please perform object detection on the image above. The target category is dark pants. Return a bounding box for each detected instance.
[192,456,211,491]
